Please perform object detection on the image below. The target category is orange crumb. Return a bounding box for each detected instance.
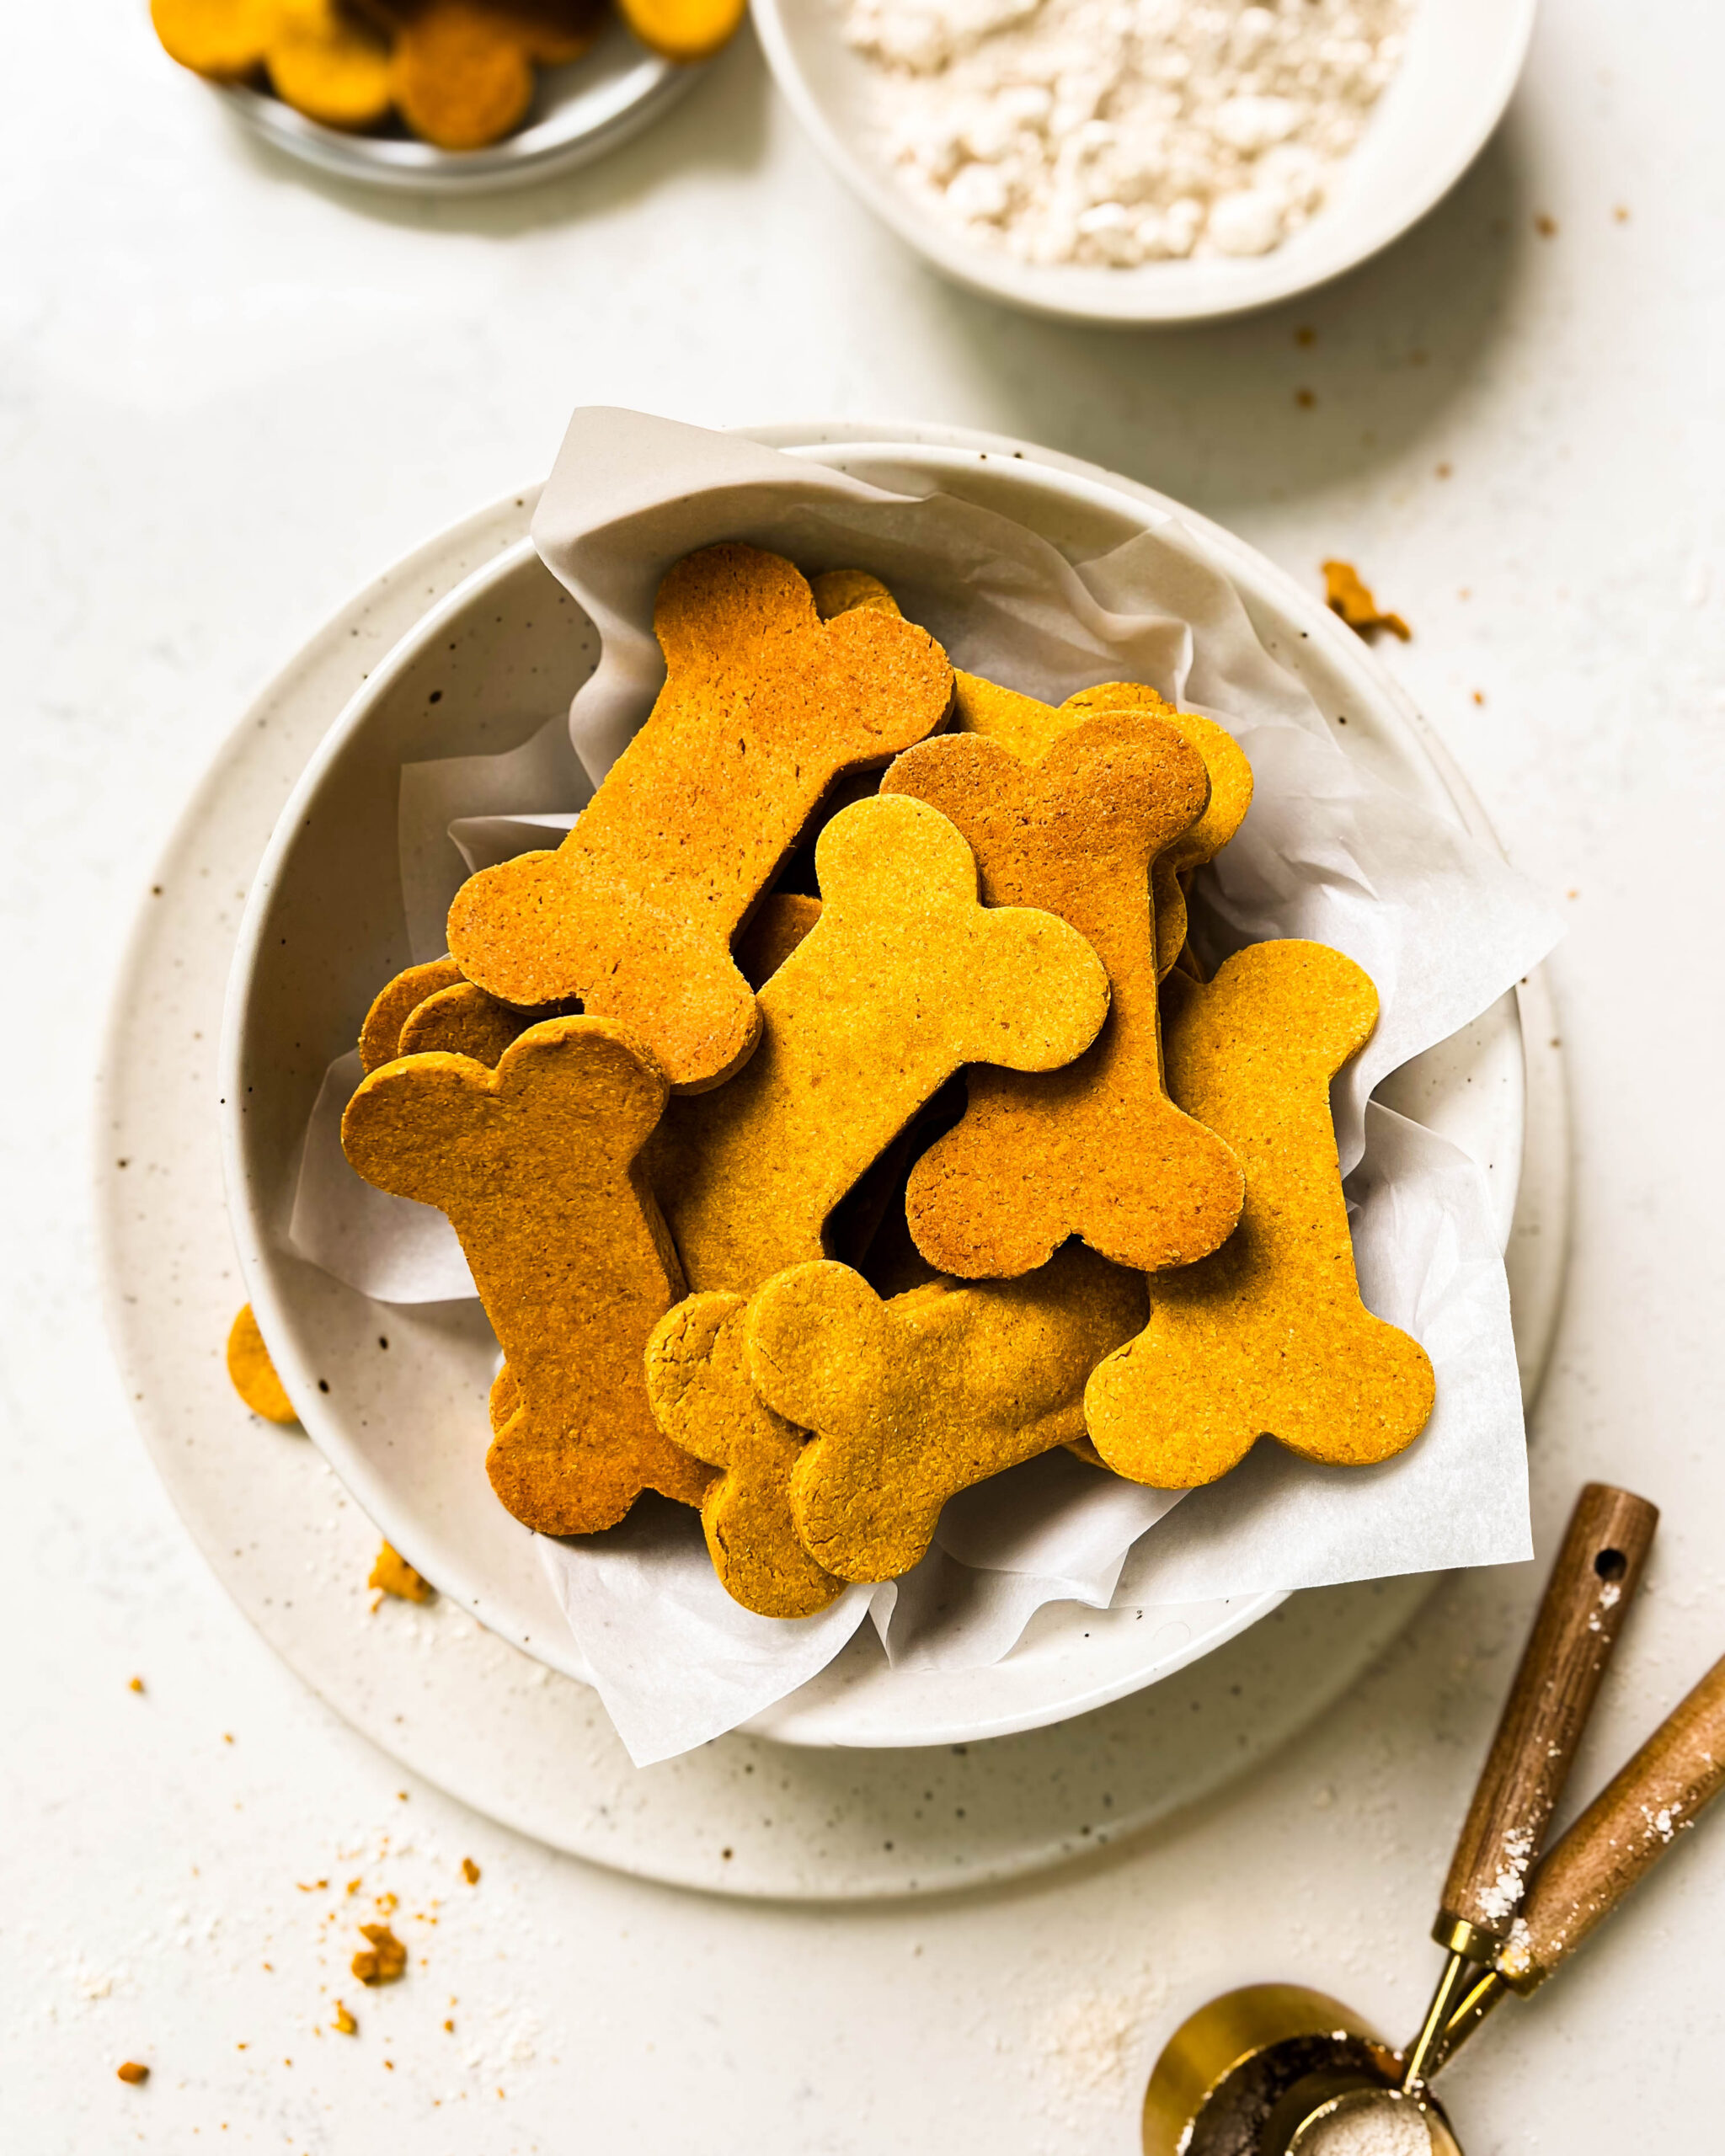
[461,1858,481,1886]
[333,2002,358,2036]
[370,1543,435,1605]
[296,1879,328,1893]
[346,1879,362,1897]
[117,2061,149,2085]
[222,1733,234,1745]
[375,1892,399,1915]
[1322,560,1412,642]
[1613,205,1630,221]
[1535,214,1557,237]
[444,2019,455,2032]
[352,1924,407,1987]
[1471,690,1485,705]
[128,1676,145,1694]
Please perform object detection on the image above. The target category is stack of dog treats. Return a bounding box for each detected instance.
[152,0,743,151]
[339,543,1435,1619]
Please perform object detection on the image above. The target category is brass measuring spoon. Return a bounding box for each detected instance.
[1267,1638,1725,2153]
[1142,1482,1658,2156]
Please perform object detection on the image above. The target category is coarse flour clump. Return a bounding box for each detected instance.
[841,0,1412,266]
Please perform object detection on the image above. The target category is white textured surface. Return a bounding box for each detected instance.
[4,6,1723,2155]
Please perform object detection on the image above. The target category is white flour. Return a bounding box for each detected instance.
[1296,2095,1433,2156]
[841,0,1413,266]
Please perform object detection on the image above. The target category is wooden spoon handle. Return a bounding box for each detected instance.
[1435,1483,1658,1952]
[1497,1650,1725,1992]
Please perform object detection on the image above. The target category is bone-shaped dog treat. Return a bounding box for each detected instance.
[747,1245,1147,1582]
[398,981,531,1067]
[340,1017,711,1534]
[1084,940,1435,1486]
[650,792,1111,1294]
[359,958,465,1073]
[644,1293,844,1619]
[809,573,1249,977]
[446,543,953,1090]
[1061,682,1254,974]
[884,718,1244,1277]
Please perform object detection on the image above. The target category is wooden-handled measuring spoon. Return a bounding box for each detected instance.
[1141,1482,1658,2156]
[1270,1641,1725,2153]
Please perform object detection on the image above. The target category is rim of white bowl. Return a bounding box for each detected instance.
[748,0,1540,324]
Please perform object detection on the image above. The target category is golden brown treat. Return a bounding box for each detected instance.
[332,2002,358,2035]
[358,956,464,1073]
[1085,941,1435,1486]
[267,0,393,128]
[748,1245,1146,1582]
[885,714,1243,1278]
[352,1924,406,1984]
[733,893,822,990]
[1322,558,1412,642]
[227,1304,298,1424]
[368,1540,435,1603]
[645,1293,844,1618]
[152,0,277,77]
[393,0,535,150]
[340,1017,712,1534]
[649,792,1110,1294]
[446,544,953,1090]
[397,979,531,1065]
[617,0,746,63]
[811,571,1250,979]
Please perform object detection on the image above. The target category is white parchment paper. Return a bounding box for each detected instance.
[287,410,1562,1765]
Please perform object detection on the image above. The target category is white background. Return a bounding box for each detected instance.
[4,3,1724,2150]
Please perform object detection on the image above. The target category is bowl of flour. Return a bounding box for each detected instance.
[749,0,1537,322]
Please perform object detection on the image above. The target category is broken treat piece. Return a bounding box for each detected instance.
[1322,558,1412,642]
[227,1304,298,1424]
[645,1292,844,1618]
[352,1924,407,1985]
[341,1017,712,1534]
[649,792,1111,1294]
[749,1243,1146,1582]
[886,714,1244,1278]
[369,1540,435,1604]
[446,544,953,1090]
[1085,940,1435,1486]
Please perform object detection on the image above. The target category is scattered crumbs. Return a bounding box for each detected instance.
[352,1925,408,1987]
[117,2062,150,2085]
[445,2019,456,2033]
[128,1677,145,1694]
[345,1878,363,1897]
[296,1879,329,1893]
[333,2003,358,2036]
[1322,559,1411,641]
[1535,213,1557,237]
[1295,387,1316,409]
[462,1858,481,1886]
[370,1543,435,1606]
[1614,204,1630,221]
[1458,586,1471,600]
[1471,690,1485,705]
[222,1733,234,1745]
[1567,889,1578,899]
[375,1892,399,1915]
[398,1790,411,1802]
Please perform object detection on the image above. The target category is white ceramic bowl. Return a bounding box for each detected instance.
[220,421,1527,1748]
[216,21,701,195]
[750,0,1537,323]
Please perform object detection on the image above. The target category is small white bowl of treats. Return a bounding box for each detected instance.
[750,0,1539,323]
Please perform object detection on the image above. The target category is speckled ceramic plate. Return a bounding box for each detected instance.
[216,19,702,196]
